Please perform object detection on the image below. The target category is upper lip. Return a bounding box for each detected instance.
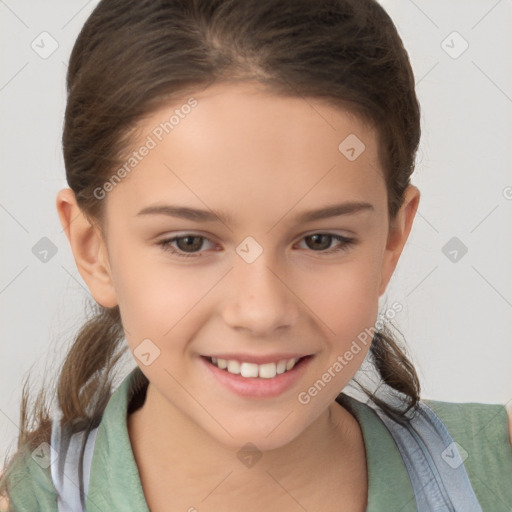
[202,353,312,365]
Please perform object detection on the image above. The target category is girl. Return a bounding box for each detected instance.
[1,0,511,510]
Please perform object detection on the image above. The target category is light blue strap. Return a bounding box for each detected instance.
[50,413,99,512]
[368,393,483,511]
[82,427,99,500]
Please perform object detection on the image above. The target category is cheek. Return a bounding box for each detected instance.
[110,247,214,346]
[303,257,382,333]
[302,256,382,387]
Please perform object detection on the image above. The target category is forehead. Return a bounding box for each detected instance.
[104,81,385,219]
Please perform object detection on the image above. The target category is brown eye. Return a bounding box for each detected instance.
[299,233,356,254]
[157,234,213,258]
[304,234,332,251]
[174,235,204,252]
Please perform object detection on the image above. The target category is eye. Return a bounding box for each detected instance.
[157,234,214,258]
[297,233,356,254]
[156,232,356,259]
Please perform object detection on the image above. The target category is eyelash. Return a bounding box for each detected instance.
[156,233,356,259]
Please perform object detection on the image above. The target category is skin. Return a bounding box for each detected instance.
[56,81,421,511]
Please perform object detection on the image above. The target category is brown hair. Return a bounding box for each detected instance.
[1,0,421,499]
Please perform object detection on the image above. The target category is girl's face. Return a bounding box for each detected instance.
[82,81,418,450]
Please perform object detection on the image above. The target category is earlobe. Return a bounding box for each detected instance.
[56,188,118,308]
[378,185,421,296]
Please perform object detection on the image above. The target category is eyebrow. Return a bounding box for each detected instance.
[136,201,374,226]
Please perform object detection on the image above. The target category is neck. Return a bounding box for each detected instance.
[127,381,367,504]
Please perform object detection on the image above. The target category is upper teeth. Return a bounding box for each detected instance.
[210,357,300,379]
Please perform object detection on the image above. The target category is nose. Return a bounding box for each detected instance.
[220,251,300,337]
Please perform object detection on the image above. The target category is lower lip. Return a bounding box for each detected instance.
[201,355,313,398]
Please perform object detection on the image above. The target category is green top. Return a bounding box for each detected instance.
[2,366,511,511]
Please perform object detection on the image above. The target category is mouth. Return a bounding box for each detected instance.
[200,354,314,398]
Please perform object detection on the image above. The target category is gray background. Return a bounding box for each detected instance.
[1,0,511,464]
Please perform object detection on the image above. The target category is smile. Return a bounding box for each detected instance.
[200,355,314,398]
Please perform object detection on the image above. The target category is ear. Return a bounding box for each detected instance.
[378,185,420,296]
[56,188,118,308]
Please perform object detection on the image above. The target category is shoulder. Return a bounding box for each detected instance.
[507,401,512,446]
[423,398,512,452]
[0,442,58,511]
[423,398,512,508]
[425,398,512,445]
